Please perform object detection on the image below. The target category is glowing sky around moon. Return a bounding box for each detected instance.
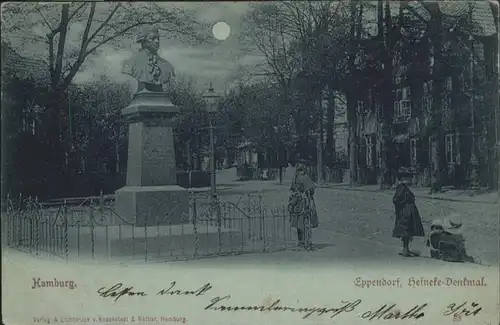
[212,21,231,41]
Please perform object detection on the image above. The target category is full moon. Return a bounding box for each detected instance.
[212,21,231,41]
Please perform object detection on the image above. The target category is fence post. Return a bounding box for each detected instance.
[144,209,149,263]
[28,196,32,253]
[23,195,30,251]
[105,223,110,260]
[215,194,222,256]
[259,192,266,252]
[132,220,135,260]
[64,198,68,261]
[191,192,198,258]
[155,213,160,258]
[17,193,22,248]
[282,203,287,249]
[77,221,80,260]
[90,198,95,260]
[6,193,10,247]
[35,197,39,256]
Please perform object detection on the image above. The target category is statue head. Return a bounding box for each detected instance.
[136,26,160,54]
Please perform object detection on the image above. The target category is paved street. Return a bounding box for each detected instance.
[3,167,497,268]
[214,168,499,267]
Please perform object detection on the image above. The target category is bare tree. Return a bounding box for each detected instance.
[2,2,210,93]
[241,1,350,179]
[345,0,363,184]
[2,2,210,193]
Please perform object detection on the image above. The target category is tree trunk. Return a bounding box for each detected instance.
[377,0,392,189]
[317,94,324,183]
[45,88,69,197]
[347,0,360,185]
[347,97,358,185]
[326,88,336,170]
[426,3,445,192]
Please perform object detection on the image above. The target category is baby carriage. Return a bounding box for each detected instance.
[427,219,474,263]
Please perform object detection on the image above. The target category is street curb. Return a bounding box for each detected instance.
[318,185,498,205]
[214,181,498,205]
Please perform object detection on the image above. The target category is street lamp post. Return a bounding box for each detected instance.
[202,82,221,198]
[203,82,222,253]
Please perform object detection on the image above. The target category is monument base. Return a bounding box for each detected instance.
[114,185,189,226]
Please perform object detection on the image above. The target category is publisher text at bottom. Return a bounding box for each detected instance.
[32,316,187,324]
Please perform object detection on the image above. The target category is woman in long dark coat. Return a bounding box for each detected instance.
[289,163,319,249]
[392,174,425,257]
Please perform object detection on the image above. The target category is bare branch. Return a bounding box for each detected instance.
[53,4,70,88]
[34,5,55,32]
[84,19,161,57]
[68,2,87,22]
[48,34,55,84]
[86,3,121,45]
[61,18,158,89]
[79,3,96,54]
[6,34,48,43]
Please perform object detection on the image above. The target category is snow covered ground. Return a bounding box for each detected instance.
[2,247,499,325]
[2,170,498,325]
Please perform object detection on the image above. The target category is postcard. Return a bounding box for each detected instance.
[1,1,499,325]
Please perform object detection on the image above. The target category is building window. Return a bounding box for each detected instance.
[366,135,373,168]
[401,100,411,117]
[394,100,400,115]
[395,77,402,85]
[410,138,418,166]
[445,133,456,164]
[422,96,432,115]
[443,94,451,112]
[459,73,466,92]
[394,100,411,121]
[395,88,402,99]
[423,82,429,94]
[357,100,365,114]
[423,80,433,95]
[402,87,411,100]
[445,76,452,91]
[376,102,383,119]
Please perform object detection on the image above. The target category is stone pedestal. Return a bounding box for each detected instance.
[115,90,188,226]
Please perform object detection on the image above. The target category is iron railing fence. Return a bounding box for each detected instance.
[2,191,296,263]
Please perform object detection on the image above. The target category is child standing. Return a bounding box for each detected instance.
[392,173,425,257]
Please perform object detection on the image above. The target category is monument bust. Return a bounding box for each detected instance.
[122,26,175,92]
[116,26,187,227]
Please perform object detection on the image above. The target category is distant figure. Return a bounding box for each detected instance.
[427,218,475,263]
[392,173,425,257]
[288,162,319,249]
[121,26,175,92]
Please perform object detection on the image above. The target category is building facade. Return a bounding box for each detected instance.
[355,1,498,187]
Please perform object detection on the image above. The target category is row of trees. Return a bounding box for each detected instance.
[2,2,498,199]
[2,69,294,199]
[2,2,212,199]
[2,74,130,199]
[235,1,498,189]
